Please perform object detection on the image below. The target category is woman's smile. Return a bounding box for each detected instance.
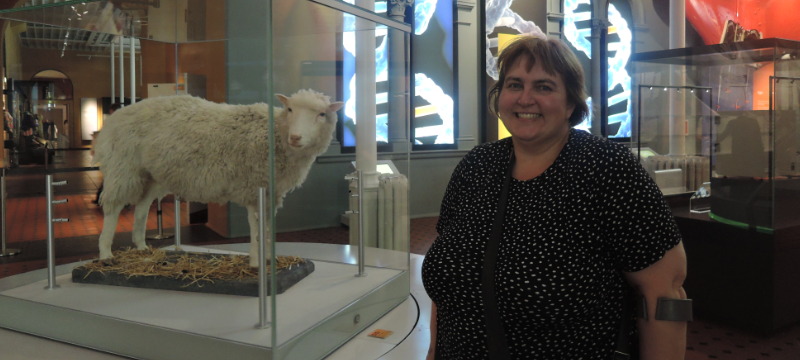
[515,113,542,119]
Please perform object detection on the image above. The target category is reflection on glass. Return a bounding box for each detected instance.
[634,86,712,196]
[632,40,800,233]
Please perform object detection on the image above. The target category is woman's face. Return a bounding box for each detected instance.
[498,56,575,146]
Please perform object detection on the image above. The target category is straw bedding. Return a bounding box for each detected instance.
[74,247,307,289]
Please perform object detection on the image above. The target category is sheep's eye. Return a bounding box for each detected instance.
[318,112,325,117]
[288,108,292,112]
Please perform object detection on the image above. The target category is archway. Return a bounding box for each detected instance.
[29,70,73,141]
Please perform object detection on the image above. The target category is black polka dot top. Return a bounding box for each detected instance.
[421,129,682,359]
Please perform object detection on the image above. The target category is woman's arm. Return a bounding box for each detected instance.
[426,302,437,360]
[623,241,688,360]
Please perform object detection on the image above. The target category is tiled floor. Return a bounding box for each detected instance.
[1,155,799,359]
[5,194,186,242]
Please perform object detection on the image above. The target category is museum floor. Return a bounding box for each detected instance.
[0,153,798,359]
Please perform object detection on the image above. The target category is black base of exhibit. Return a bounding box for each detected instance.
[669,195,800,335]
[72,253,315,297]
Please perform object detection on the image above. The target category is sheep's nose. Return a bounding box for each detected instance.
[290,135,302,144]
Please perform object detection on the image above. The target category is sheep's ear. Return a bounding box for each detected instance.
[328,102,345,113]
[275,94,290,108]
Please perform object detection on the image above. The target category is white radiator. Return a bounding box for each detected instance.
[377,174,409,251]
[642,155,710,193]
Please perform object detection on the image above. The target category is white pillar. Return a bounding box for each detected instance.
[110,40,115,103]
[388,5,410,153]
[354,0,378,188]
[130,35,136,104]
[669,0,686,155]
[119,36,125,106]
[456,0,479,150]
[351,0,378,249]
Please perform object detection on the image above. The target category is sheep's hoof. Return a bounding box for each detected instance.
[249,258,259,268]
[101,258,116,266]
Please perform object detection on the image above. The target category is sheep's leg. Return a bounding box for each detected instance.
[98,203,126,261]
[131,185,168,251]
[131,198,155,251]
[246,205,271,267]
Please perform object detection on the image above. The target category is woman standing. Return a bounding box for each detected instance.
[422,36,687,359]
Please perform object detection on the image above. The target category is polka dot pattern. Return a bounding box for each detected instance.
[421,129,682,359]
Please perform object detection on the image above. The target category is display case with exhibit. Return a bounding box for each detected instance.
[630,38,800,334]
[0,1,412,359]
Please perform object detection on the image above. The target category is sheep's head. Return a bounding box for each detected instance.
[276,90,344,150]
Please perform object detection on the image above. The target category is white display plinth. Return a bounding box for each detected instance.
[0,243,409,360]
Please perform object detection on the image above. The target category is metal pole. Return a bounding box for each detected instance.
[257,187,269,329]
[356,169,366,277]
[119,35,124,106]
[130,19,136,105]
[110,40,115,104]
[45,175,68,289]
[147,198,173,240]
[174,196,181,248]
[1,169,20,257]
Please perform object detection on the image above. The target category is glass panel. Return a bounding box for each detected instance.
[0,14,178,149]
[773,76,800,231]
[309,0,412,27]
[711,106,773,231]
[0,1,171,42]
[270,0,410,359]
[630,44,797,233]
[633,85,712,196]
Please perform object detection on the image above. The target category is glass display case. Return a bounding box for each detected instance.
[631,38,800,232]
[630,38,800,334]
[0,1,412,359]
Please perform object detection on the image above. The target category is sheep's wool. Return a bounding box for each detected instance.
[93,91,338,209]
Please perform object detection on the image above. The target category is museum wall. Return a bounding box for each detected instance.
[139,40,177,95]
[177,41,226,103]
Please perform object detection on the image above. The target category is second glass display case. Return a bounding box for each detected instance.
[631,38,800,233]
[630,38,800,334]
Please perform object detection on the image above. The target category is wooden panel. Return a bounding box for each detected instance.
[206,202,229,237]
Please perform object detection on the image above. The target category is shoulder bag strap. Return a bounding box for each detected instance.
[481,150,514,359]
[614,286,633,360]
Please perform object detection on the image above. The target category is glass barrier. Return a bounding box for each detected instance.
[632,85,712,196]
[772,76,800,231]
[270,1,410,358]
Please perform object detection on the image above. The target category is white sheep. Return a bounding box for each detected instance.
[94,90,344,267]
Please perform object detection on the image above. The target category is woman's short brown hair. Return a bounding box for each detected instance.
[488,36,589,127]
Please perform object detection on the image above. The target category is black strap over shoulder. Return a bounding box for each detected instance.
[481,150,514,359]
[614,287,633,360]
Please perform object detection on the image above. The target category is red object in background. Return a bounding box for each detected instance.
[686,0,800,45]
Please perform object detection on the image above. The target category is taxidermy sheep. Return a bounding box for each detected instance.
[93,90,344,267]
